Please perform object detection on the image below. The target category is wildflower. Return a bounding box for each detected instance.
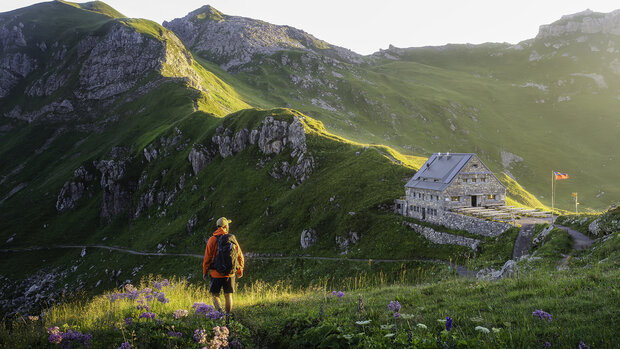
[212,326,229,349]
[48,333,63,344]
[126,290,140,300]
[388,301,401,312]
[416,323,427,329]
[124,284,137,292]
[193,329,208,345]
[117,341,131,349]
[28,315,39,321]
[336,291,344,298]
[355,320,371,325]
[332,291,337,296]
[475,326,490,333]
[384,333,395,338]
[544,342,551,348]
[139,312,156,320]
[492,327,501,333]
[47,326,61,335]
[446,316,453,331]
[578,341,590,349]
[394,312,401,319]
[124,317,133,326]
[532,309,552,322]
[168,331,183,338]
[173,309,189,319]
[156,292,170,304]
[358,294,365,313]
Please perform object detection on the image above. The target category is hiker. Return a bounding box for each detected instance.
[203,217,244,314]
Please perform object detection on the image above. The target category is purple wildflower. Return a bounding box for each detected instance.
[446,316,453,331]
[578,341,590,349]
[544,341,551,348]
[394,312,401,319]
[139,312,156,320]
[336,291,345,298]
[156,292,170,304]
[124,317,133,326]
[48,333,63,344]
[388,301,401,313]
[532,309,552,322]
[168,331,183,338]
[126,290,140,301]
[332,291,337,296]
[117,342,130,349]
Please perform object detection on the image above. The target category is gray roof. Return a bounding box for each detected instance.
[405,153,475,191]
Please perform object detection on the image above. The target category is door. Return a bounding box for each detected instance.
[471,195,477,207]
[422,207,426,220]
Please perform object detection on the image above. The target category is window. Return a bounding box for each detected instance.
[481,178,487,182]
[488,194,496,200]
[462,178,467,183]
[451,196,460,201]
[473,164,479,168]
[471,178,477,183]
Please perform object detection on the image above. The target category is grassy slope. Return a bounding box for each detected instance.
[193,33,620,211]
[1,229,617,348]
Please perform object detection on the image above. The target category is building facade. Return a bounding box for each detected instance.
[395,153,506,220]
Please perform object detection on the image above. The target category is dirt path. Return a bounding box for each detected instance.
[512,216,594,259]
[1,244,477,277]
[554,225,594,250]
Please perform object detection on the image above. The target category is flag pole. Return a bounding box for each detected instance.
[551,171,554,223]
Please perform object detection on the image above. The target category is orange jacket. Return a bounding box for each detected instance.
[202,227,244,278]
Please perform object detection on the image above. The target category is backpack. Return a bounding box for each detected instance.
[211,234,239,275]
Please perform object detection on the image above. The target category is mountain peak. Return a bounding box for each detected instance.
[187,4,225,22]
[536,8,620,39]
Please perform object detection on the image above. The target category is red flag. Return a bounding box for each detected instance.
[554,171,569,180]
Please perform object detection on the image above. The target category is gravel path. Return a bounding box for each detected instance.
[512,216,594,259]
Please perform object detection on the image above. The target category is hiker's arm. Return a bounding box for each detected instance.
[236,240,245,277]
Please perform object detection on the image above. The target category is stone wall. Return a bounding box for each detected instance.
[403,222,480,250]
[427,212,511,237]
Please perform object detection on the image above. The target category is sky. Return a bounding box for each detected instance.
[1,0,619,55]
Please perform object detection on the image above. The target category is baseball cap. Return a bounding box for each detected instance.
[216,217,232,227]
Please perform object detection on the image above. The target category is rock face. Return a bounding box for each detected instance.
[163,5,361,70]
[56,167,95,212]
[0,5,206,123]
[300,229,317,249]
[197,115,315,183]
[188,144,215,175]
[95,157,134,222]
[537,9,620,39]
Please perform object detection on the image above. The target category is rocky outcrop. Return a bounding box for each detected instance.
[95,156,134,222]
[56,166,95,212]
[335,231,359,252]
[77,24,161,100]
[190,115,315,183]
[300,228,317,249]
[537,9,620,39]
[188,144,215,175]
[476,260,517,280]
[532,225,554,247]
[163,5,361,70]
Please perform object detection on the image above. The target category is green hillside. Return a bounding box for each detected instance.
[167,8,620,211]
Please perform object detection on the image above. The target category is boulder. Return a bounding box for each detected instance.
[300,228,317,249]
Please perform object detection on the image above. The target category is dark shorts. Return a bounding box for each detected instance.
[209,276,235,295]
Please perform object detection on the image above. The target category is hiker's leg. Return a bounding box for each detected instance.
[224,293,233,313]
[212,293,223,311]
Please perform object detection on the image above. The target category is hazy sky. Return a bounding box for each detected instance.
[2,0,619,54]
